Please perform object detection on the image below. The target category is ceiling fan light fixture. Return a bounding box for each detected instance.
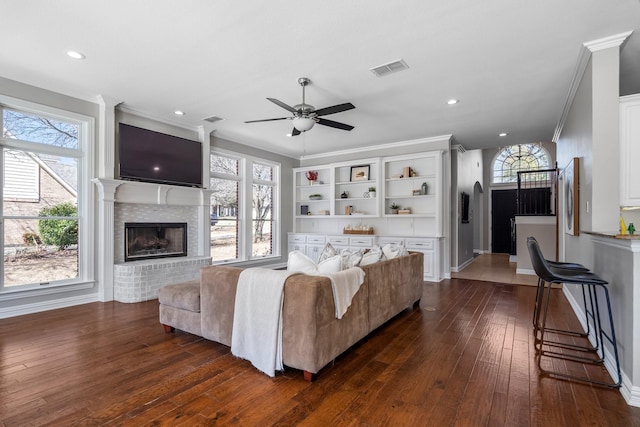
[293,117,315,132]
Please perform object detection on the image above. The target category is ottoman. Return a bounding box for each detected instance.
[158,280,202,336]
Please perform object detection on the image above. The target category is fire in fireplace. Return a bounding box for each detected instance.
[124,222,187,262]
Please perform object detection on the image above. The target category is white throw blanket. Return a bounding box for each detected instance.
[323,267,365,319]
[231,268,293,377]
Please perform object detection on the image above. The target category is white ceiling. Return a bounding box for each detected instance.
[1,1,639,158]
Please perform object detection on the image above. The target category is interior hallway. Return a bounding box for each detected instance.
[452,253,539,286]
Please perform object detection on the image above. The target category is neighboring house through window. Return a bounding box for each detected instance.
[1,100,91,290]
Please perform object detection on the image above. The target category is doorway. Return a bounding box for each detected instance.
[491,189,517,254]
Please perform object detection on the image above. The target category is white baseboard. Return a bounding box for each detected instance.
[452,256,476,273]
[0,294,99,319]
[516,267,536,276]
[563,287,638,407]
[509,255,517,263]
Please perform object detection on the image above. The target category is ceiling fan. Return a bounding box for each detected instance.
[244,77,355,136]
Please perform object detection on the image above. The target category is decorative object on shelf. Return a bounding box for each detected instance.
[343,226,374,235]
[629,222,636,235]
[309,194,322,200]
[620,215,627,235]
[300,205,309,215]
[421,182,428,195]
[403,166,411,178]
[363,192,370,198]
[341,191,349,198]
[390,203,400,214]
[412,190,422,196]
[350,165,370,181]
[305,170,318,185]
[368,186,376,198]
[398,208,411,215]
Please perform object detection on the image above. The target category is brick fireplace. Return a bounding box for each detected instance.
[94,178,212,303]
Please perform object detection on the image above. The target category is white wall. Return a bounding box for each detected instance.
[452,149,483,269]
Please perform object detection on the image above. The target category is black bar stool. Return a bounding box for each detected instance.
[527,236,621,388]
[528,237,591,335]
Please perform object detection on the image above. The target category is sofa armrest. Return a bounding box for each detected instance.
[200,265,242,346]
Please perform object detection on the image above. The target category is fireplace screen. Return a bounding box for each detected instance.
[124,222,187,262]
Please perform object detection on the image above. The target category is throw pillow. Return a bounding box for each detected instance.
[339,249,364,270]
[287,250,319,274]
[381,243,401,260]
[317,242,337,263]
[360,245,382,266]
[317,255,342,273]
[287,250,342,275]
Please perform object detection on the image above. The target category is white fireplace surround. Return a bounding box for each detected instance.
[93,178,213,302]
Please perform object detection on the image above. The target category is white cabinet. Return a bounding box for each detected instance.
[380,236,438,282]
[288,233,440,282]
[620,94,640,206]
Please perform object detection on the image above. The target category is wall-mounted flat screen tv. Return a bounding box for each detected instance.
[118,123,203,188]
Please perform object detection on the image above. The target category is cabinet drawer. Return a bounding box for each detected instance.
[405,238,434,250]
[306,235,326,245]
[349,236,375,247]
[378,237,405,246]
[328,235,350,246]
[288,234,307,244]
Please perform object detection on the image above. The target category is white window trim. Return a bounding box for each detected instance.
[210,149,281,264]
[0,94,94,294]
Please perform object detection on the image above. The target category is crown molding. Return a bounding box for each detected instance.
[584,30,633,52]
[116,104,199,132]
[299,134,452,161]
[553,31,633,142]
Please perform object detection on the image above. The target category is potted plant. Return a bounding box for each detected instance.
[368,186,376,198]
[389,202,400,214]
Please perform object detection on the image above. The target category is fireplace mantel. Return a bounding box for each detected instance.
[93,178,212,206]
[93,178,213,302]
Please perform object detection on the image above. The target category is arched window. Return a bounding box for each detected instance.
[491,144,551,183]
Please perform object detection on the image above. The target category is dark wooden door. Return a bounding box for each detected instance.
[491,189,517,254]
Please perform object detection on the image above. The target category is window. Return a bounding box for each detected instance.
[1,102,91,290]
[210,151,280,263]
[491,144,551,184]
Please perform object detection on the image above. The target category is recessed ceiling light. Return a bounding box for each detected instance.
[174,110,185,116]
[286,133,293,137]
[447,99,459,105]
[66,50,85,60]
[499,132,508,137]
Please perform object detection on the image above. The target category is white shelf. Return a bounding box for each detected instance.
[385,175,435,182]
[385,194,433,199]
[297,183,330,189]
[336,179,376,185]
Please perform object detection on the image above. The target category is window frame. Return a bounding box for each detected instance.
[491,143,551,184]
[0,96,94,294]
[209,149,280,264]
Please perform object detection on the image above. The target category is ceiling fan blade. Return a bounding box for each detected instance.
[291,127,301,136]
[267,98,297,114]
[244,117,290,123]
[317,118,354,131]
[314,102,355,117]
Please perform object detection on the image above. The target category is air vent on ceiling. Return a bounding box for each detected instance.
[369,59,409,77]
[203,115,224,123]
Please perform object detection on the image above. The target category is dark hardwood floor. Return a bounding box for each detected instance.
[2,279,639,426]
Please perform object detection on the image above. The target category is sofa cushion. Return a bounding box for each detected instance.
[158,280,201,313]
